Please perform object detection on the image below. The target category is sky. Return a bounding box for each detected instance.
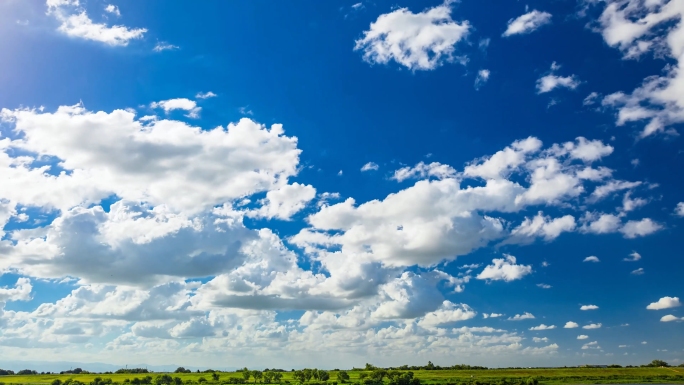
[0,0,683,371]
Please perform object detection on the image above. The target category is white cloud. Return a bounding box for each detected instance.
[622,192,648,212]
[583,92,600,106]
[620,218,663,238]
[150,98,201,118]
[577,335,589,340]
[591,0,684,138]
[153,42,179,52]
[631,268,645,275]
[417,301,477,328]
[533,337,548,343]
[583,323,602,329]
[624,251,641,262]
[642,341,648,344]
[502,10,552,37]
[104,4,120,17]
[529,324,556,330]
[0,278,32,302]
[582,341,600,350]
[536,283,552,289]
[47,1,146,46]
[660,315,683,322]
[483,313,503,319]
[508,312,535,321]
[647,297,681,310]
[583,213,622,234]
[564,321,579,328]
[503,212,576,245]
[675,202,684,217]
[583,256,600,263]
[392,162,456,182]
[477,255,532,282]
[475,69,490,89]
[580,305,599,311]
[360,162,379,171]
[247,183,316,220]
[354,0,470,71]
[195,92,217,99]
[536,62,581,94]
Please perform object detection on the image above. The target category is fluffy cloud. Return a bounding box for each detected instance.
[580,305,599,311]
[354,0,470,71]
[620,218,663,238]
[577,335,589,340]
[247,183,316,220]
[508,312,535,321]
[583,256,600,263]
[503,10,552,37]
[392,162,456,182]
[564,321,579,329]
[624,251,642,262]
[196,92,217,99]
[590,0,684,137]
[150,98,201,118]
[477,255,532,282]
[647,297,681,310]
[483,313,503,319]
[0,278,32,302]
[47,0,146,46]
[583,323,602,329]
[529,324,555,330]
[660,315,683,322]
[676,203,684,217]
[532,337,548,343]
[503,212,576,245]
[536,62,581,94]
[582,341,600,350]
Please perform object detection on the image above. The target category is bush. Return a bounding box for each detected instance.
[53,380,63,385]
[198,378,207,383]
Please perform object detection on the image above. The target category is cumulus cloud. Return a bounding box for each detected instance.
[150,98,201,118]
[676,203,684,217]
[503,10,552,37]
[477,255,532,282]
[582,341,600,350]
[583,256,600,263]
[392,162,456,182]
[583,323,602,329]
[529,324,555,330]
[503,212,576,245]
[580,305,599,311]
[508,312,535,321]
[247,183,316,220]
[620,218,663,238]
[0,278,32,302]
[360,162,379,171]
[47,0,146,46]
[483,313,503,319]
[532,337,548,343]
[536,62,581,94]
[647,297,681,310]
[590,0,684,138]
[660,315,683,322]
[577,335,589,340]
[624,251,642,262]
[354,0,470,71]
[564,321,579,328]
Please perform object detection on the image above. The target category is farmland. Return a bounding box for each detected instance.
[1,367,683,385]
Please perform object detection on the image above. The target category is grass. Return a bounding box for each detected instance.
[1,367,683,385]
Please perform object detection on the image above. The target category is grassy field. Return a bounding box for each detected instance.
[1,367,683,385]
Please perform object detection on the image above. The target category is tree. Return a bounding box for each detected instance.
[336,371,350,383]
[175,368,191,374]
[318,371,330,382]
[293,371,306,384]
[198,378,207,383]
[173,378,183,385]
[242,369,251,382]
[52,380,62,385]
[273,373,283,383]
[211,373,220,382]
[303,369,313,382]
[252,371,263,384]
[154,375,174,385]
[646,360,670,367]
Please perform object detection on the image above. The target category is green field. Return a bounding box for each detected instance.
[1,367,684,385]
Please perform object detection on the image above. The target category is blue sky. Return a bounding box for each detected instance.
[0,0,683,370]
